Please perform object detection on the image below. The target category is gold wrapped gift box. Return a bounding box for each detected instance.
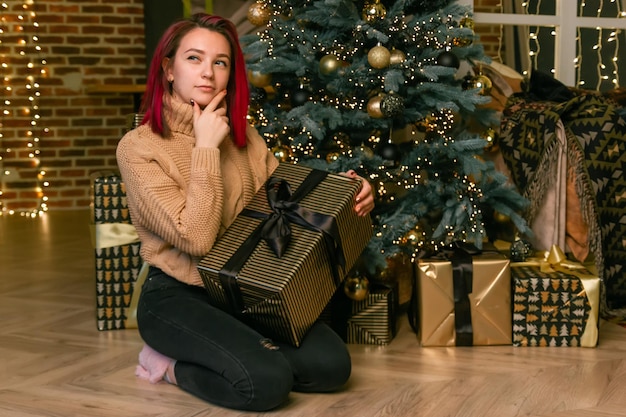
[91,172,146,331]
[321,282,399,345]
[512,246,600,347]
[198,163,372,347]
[416,251,512,347]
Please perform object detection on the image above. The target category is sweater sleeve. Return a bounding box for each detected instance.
[245,124,279,190]
[116,129,225,257]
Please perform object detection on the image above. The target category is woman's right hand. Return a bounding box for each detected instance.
[191,90,230,148]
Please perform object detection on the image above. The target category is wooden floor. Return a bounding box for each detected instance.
[3,210,626,417]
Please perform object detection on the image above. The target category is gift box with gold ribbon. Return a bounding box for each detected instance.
[197,163,373,347]
[90,172,147,331]
[321,281,399,345]
[512,245,600,347]
[414,243,512,347]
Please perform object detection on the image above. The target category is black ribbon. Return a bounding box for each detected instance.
[450,246,475,346]
[218,169,347,315]
[437,242,480,346]
[408,241,481,346]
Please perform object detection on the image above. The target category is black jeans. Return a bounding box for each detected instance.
[137,267,351,411]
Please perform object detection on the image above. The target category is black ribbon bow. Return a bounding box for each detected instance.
[218,169,347,315]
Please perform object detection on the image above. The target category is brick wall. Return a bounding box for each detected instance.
[472,0,504,59]
[0,0,145,215]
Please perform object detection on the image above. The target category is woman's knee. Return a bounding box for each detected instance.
[289,323,352,392]
[304,346,351,392]
[174,351,293,412]
[222,352,294,411]
[246,356,294,410]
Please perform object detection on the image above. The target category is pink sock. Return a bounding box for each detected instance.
[135,344,176,384]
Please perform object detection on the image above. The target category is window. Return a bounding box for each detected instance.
[465,0,626,91]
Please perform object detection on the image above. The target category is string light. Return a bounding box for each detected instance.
[608,0,621,88]
[575,0,622,89]
[576,2,585,86]
[495,1,504,64]
[0,0,47,216]
[517,0,621,90]
[523,0,553,77]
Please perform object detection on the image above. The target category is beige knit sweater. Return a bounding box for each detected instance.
[116,97,279,287]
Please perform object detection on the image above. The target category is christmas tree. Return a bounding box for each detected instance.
[242,0,530,274]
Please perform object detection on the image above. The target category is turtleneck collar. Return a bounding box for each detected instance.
[164,95,194,138]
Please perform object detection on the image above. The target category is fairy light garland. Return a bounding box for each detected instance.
[575,0,621,89]
[590,0,606,90]
[0,2,7,212]
[495,1,504,63]
[610,25,620,87]
[0,0,47,217]
[523,0,545,76]
[607,21,620,88]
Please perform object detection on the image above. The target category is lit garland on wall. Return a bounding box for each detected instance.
[0,0,48,217]
[522,0,621,89]
[575,0,622,89]
[522,0,552,77]
[486,0,622,91]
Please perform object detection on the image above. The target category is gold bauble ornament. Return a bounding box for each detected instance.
[453,16,475,46]
[476,73,493,95]
[247,2,271,26]
[452,37,472,47]
[362,1,387,22]
[367,45,391,69]
[271,144,292,162]
[389,48,406,65]
[319,54,342,75]
[460,17,475,30]
[366,95,384,118]
[466,72,493,96]
[493,210,511,224]
[343,275,370,301]
[247,70,272,88]
[483,127,499,152]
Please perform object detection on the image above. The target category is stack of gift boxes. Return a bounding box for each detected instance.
[90,163,379,343]
[91,116,147,331]
[411,242,601,348]
[319,239,601,348]
[91,172,146,331]
[91,162,601,349]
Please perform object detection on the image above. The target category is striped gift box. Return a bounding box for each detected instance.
[321,282,399,345]
[198,163,372,347]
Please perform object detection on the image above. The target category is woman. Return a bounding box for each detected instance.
[116,13,374,411]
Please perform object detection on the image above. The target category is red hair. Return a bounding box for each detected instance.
[140,14,250,147]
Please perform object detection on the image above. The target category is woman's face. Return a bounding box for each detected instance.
[164,28,231,109]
